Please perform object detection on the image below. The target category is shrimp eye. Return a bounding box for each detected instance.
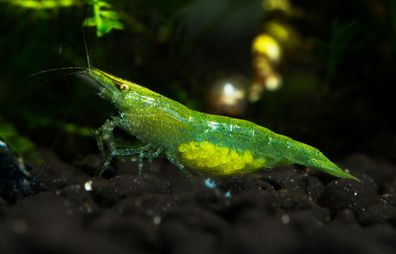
[120,83,129,91]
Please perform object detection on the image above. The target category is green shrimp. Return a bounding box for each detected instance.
[74,67,357,181]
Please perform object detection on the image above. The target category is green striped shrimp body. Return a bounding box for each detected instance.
[81,68,358,180]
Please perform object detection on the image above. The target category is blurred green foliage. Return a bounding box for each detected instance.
[7,0,78,9]
[7,0,123,37]
[0,119,42,163]
[84,0,124,37]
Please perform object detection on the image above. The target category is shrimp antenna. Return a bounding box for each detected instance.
[82,10,91,68]
[28,67,86,79]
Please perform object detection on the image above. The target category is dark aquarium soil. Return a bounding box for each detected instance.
[1,152,396,254]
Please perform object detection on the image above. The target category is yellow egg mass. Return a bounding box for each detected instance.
[178,141,266,175]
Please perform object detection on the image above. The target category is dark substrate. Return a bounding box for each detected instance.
[1,152,396,254]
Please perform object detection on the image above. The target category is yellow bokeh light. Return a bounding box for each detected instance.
[208,76,248,116]
[265,22,290,43]
[252,34,281,62]
[265,73,282,91]
[222,83,246,106]
[262,0,292,13]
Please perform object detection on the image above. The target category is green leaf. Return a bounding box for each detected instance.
[83,0,124,37]
[83,17,97,27]
[100,10,119,19]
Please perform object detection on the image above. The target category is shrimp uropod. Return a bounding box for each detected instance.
[75,67,358,181]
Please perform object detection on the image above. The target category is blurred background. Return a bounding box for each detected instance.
[0,0,395,166]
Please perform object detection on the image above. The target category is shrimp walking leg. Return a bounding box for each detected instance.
[95,116,140,175]
[112,145,163,174]
[96,117,163,175]
[165,151,188,175]
[96,117,120,156]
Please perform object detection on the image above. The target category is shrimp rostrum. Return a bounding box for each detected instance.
[76,67,357,181]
